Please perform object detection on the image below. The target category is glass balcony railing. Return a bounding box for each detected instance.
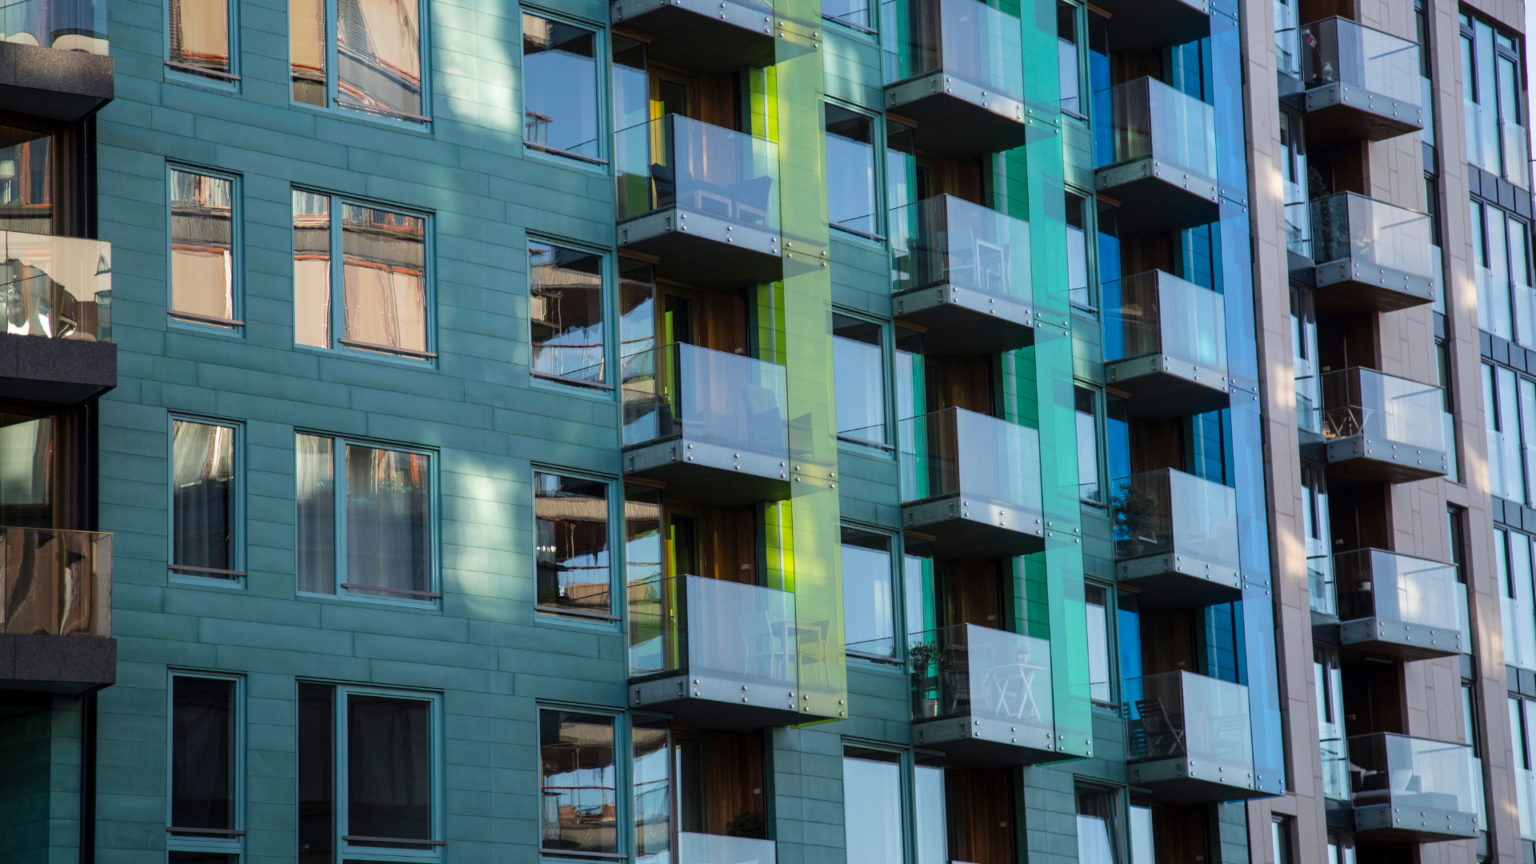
[1110,468,1240,572]
[1465,99,1501,177]
[899,408,1040,512]
[1125,671,1253,780]
[1309,193,1435,307]
[615,115,778,232]
[889,195,1031,306]
[620,343,788,457]
[1,231,112,342]
[0,526,111,638]
[1103,271,1228,412]
[907,624,1053,743]
[1321,737,1350,801]
[1096,77,1217,181]
[1308,556,1335,615]
[1471,755,1487,833]
[679,833,776,864]
[1349,733,1478,837]
[1299,18,1421,120]
[879,0,1022,100]
[1333,549,1463,656]
[0,0,107,53]
[1321,367,1444,446]
[628,574,810,689]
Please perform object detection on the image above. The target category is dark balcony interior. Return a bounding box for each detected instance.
[0,41,113,123]
[1092,0,1209,55]
[610,0,775,77]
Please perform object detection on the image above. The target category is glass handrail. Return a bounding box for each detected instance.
[888,195,1031,303]
[879,0,1023,100]
[898,408,1041,513]
[1348,733,1477,819]
[1309,192,1434,282]
[615,115,779,230]
[0,526,111,638]
[906,623,1053,732]
[1332,548,1462,632]
[0,0,107,54]
[1300,17,1422,108]
[619,343,789,460]
[627,574,807,688]
[1320,367,1445,454]
[1109,468,1240,571]
[1124,671,1253,770]
[1103,270,1227,374]
[1096,77,1216,181]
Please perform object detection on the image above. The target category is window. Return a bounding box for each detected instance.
[1302,464,1332,613]
[540,709,617,856]
[535,471,614,618]
[1085,584,1110,704]
[1057,2,1081,117]
[0,126,52,234]
[823,0,870,31]
[834,314,887,446]
[291,190,432,360]
[1482,363,1525,502]
[1435,341,1459,481]
[296,433,436,602]
[1075,386,1100,503]
[1127,802,1153,864]
[167,0,234,81]
[1271,817,1293,864]
[170,168,239,328]
[1066,194,1090,309]
[1075,787,1117,864]
[1325,833,1356,864]
[843,748,904,864]
[522,14,601,161]
[171,418,242,580]
[827,104,879,238]
[530,241,607,387]
[169,674,240,853]
[298,683,441,862]
[912,758,946,864]
[1315,646,1347,800]
[290,0,425,121]
[1460,14,1528,186]
[842,527,895,659]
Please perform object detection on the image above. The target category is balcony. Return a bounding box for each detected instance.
[880,0,1027,159]
[615,115,780,289]
[899,408,1043,560]
[888,195,1033,357]
[1349,733,1479,842]
[1103,271,1229,419]
[907,624,1056,767]
[0,527,114,694]
[1095,77,1218,235]
[628,575,824,728]
[1111,469,1241,609]
[620,343,789,508]
[679,834,775,864]
[0,0,112,121]
[1320,368,1447,484]
[1089,0,1207,54]
[0,231,115,403]
[1309,193,1435,312]
[1124,671,1263,803]
[610,0,773,76]
[1333,549,1464,660]
[1297,18,1423,142]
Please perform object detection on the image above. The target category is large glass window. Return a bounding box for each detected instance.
[171,418,240,580]
[169,675,239,843]
[296,433,434,602]
[530,241,606,387]
[535,471,613,617]
[297,683,439,861]
[292,190,432,360]
[843,749,904,864]
[1085,584,1110,704]
[0,412,54,529]
[522,14,600,161]
[541,709,618,856]
[168,0,234,80]
[290,0,425,121]
[827,104,879,237]
[170,168,239,328]
[842,527,895,659]
[834,314,887,446]
[0,128,52,234]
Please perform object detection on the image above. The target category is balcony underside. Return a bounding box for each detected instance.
[1116,553,1242,609]
[629,672,808,730]
[1301,85,1423,143]
[1314,260,1434,313]
[0,41,113,122]
[0,334,116,404]
[911,716,1058,768]
[1323,437,1448,484]
[1096,159,1219,234]
[624,439,789,508]
[884,74,1027,160]
[1090,0,1208,53]
[892,285,1033,357]
[901,495,1044,560]
[1127,757,1266,805]
[1104,357,1229,420]
[1353,802,1478,843]
[1339,617,1463,661]
[618,209,782,289]
[610,0,775,76]
[0,634,115,695]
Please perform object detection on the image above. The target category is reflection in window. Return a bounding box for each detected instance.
[170,168,237,326]
[290,0,424,121]
[290,0,326,105]
[912,760,946,864]
[531,241,606,385]
[1057,1,1080,116]
[625,485,662,586]
[172,419,237,577]
[822,0,869,30]
[1075,386,1099,503]
[0,412,53,528]
[843,750,904,864]
[632,718,670,864]
[535,471,612,616]
[168,0,232,78]
[1085,584,1110,703]
[834,314,886,445]
[842,527,895,658]
[1066,194,1090,309]
[618,258,656,360]
[293,190,331,348]
[1128,802,1153,864]
[827,105,878,237]
[296,433,335,594]
[170,676,236,834]
[523,14,600,160]
[541,709,618,855]
[0,129,50,234]
[612,37,649,132]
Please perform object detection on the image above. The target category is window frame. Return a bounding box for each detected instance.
[294,431,441,606]
[168,414,246,585]
[164,0,240,86]
[841,743,910,864]
[825,99,887,243]
[527,235,614,394]
[840,521,903,664]
[166,670,246,857]
[537,704,628,860]
[533,466,622,622]
[1084,580,1115,707]
[287,0,432,125]
[291,187,438,365]
[167,163,244,333]
[1074,383,1104,505]
[832,309,895,453]
[521,7,611,168]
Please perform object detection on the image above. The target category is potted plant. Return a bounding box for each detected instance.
[1111,480,1161,557]
[908,641,944,718]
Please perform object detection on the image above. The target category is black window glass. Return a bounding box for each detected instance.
[298,682,335,864]
[171,677,235,831]
[347,694,432,844]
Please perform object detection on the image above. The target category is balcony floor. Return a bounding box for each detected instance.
[1301,85,1423,143]
[1339,618,1463,661]
[610,0,775,76]
[0,41,113,122]
[630,672,811,730]
[0,334,116,404]
[1127,757,1267,805]
[1097,158,1219,234]
[618,208,782,289]
[1324,438,1448,485]
[911,716,1059,768]
[884,74,1027,160]
[1090,0,1208,53]
[1104,358,1229,420]
[624,438,790,508]
[1353,803,1478,843]
[0,634,116,695]
[892,285,1034,357]
[1314,261,1434,313]
[1116,554,1242,609]
[901,495,1045,560]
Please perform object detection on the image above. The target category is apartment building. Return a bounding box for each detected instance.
[0,0,1528,861]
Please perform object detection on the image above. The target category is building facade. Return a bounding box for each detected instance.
[0,0,1529,861]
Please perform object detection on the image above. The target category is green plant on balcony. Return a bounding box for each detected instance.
[908,640,944,718]
[1111,481,1161,556]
